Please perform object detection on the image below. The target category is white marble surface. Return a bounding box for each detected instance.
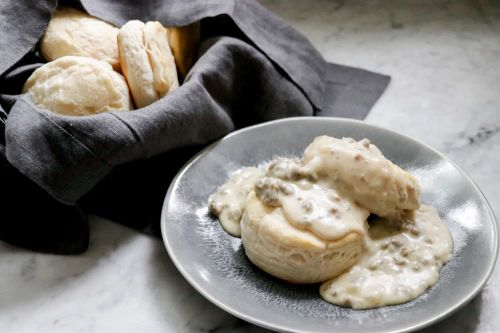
[2,0,500,332]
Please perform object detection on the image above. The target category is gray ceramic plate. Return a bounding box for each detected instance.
[161,117,498,333]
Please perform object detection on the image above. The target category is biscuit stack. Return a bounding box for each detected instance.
[23,7,199,116]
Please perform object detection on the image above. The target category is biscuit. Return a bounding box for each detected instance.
[22,56,131,116]
[168,22,200,79]
[241,191,365,284]
[302,136,420,218]
[118,20,179,108]
[40,7,120,71]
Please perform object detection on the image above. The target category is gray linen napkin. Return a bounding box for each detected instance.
[0,0,389,252]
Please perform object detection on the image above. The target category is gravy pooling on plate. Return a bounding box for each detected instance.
[320,205,453,309]
[208,136,453,308]
[208,167,265,236]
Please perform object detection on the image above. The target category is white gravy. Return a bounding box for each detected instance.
[254,177,368,240]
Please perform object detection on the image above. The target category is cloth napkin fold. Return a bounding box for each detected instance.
[0,0,390,254]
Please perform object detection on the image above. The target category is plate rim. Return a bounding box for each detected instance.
[161,116,498,333]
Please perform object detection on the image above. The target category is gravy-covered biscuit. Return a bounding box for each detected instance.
[241,191,366,284]
[302,136,420,218]
[209,157,369,284]
[23,56,131,116]
[168,22,200,79]
[40,7,120,71]
[118,20,179,108]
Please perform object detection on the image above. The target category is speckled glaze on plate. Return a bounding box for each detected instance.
[161,117,498,333]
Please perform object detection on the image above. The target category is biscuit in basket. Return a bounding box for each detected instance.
[22,56,131,116]
[118,20,179,108]
[40,7,120,71]
[168,22,200,79]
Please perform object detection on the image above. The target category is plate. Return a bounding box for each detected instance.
[161,117,498,333]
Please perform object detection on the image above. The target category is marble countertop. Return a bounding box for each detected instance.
[2,0,499,332]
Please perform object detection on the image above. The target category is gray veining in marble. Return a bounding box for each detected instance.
[1,0,499,332]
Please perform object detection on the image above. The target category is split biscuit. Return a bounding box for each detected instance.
[118,20,179,108]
